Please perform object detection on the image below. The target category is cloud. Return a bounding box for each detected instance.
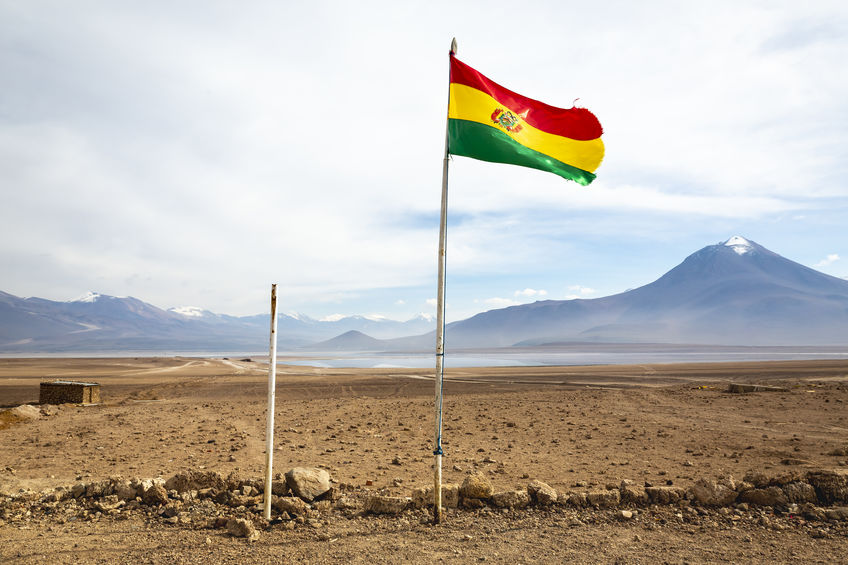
[815,254,840,267]
[2,2,848,321]
[565,285,598,300]
[514,288,547,298]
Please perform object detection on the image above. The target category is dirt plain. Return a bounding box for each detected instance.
[1,356,847,563]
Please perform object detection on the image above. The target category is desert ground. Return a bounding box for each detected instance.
[1,356,847,563]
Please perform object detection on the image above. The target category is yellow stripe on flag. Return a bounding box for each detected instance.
[449,83,605,173]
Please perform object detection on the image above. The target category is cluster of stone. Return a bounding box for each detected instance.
[2,467,847,540]
[0,467,340,540]
[361,469,848,519]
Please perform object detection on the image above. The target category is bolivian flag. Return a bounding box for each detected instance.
[448,55,604,185]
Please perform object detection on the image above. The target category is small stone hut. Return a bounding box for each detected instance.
[39,380,101,405]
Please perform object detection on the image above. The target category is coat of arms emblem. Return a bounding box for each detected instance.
[491,108,526,133]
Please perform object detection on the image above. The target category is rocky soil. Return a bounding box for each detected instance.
[1,357,848,563]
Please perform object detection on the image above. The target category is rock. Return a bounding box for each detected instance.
[738,486,787,507]
[142,484,169,506]
[619,510,634,520]
[645,486,686,505]
[333,495,359,511]
[411,484,460,509]
[742,471,770,488]
[285,467,331,502]
[160,505,180,518]
[461,497,485,509]
[228,493,255,508]
[527,480,557,505]
[564,491,588,508]
[620,481,649,506]
[85,480,112,499]
[806,470,848,505]
[827,447,848,457]
[114,481,138,502]
[781,481,817,504]
[800,504,826,521]
[272,496,310,516]
[365,495,409,515]
[272,480,288,496]
[690,476,737,506]
[823,507,848,521]
[491,490,530,509]
[460,473,493,500]
[5,405,41,421]
[586,489,620,508]
[71,483,87,499]
[165,470,227,493]
[226,517,260,541]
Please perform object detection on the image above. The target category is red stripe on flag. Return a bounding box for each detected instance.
[450,55,603,142]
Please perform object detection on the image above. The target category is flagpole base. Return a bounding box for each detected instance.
[433,452,443,524]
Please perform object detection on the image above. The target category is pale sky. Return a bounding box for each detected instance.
[2,1,847,322]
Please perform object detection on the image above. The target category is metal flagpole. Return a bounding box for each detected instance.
[433,37,457,525]
[263,283,279,521]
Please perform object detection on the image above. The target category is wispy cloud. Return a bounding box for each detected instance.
[514,288,547,298]
[815,253,840,267]
[565,285,598,299]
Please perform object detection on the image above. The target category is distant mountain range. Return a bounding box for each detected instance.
[2,236,847,353]
[0,291,434,353]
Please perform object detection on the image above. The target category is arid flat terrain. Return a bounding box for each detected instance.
[1,357,847,563]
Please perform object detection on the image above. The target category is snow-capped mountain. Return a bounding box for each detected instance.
[439,236,848,347]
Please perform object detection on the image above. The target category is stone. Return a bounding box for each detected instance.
[738,486,787,507]
[85,480,112,499]
[460,473,493,500]
[165,470,227,493]
[491,490,530,509]
[691,477,737,506]
[823,507,848,521]
[527,480,557,505]
[226,517,260,541]
[285,467,331,502]
[620,480,649,506]
[645,486,686,505]
[142,484,169,506]
[806,470,848,505]
[742,471,770,489]
[411,484,460,509]
[586,489,620,508]
[365,495,409,515]
[461,497,485,509]
[781,481,817,504]
[272,496,310,516]
[564,491,588,508]
[114,481,139,502]
[5,405,41,421]
[160,505,180,518]
[71,483,87,499]
[619,510,634,520]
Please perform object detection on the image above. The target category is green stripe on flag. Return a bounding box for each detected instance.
[448,119,596,186]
